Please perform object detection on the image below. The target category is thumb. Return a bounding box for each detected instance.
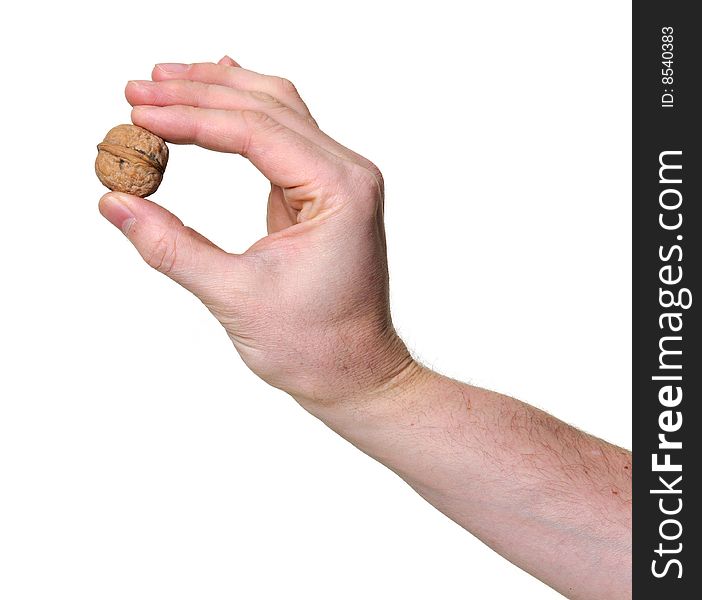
[99,192,235,306]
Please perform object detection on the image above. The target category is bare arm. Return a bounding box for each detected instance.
[313,367,632,600]
[98,56,631,600]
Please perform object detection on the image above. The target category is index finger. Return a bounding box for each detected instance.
[131,105,343,191]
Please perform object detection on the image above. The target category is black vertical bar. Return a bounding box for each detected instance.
[633,2,700,597]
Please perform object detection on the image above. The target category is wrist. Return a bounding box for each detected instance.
[291,330,429,417]
[302,348,439,443]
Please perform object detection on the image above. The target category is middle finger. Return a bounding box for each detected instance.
[126,79,378,176]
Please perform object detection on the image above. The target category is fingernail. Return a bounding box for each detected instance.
[127,79,155,89]
[131,105,158,116]
[100,193,136,235]
[156,63,190,73]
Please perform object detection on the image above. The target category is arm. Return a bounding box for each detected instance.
[98,56,631,600]
[316,368,632,600]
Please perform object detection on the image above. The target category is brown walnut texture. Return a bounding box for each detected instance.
[95,124,168,197]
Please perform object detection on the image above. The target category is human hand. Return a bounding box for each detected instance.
[99,56,417,411]
[98,60,633,600]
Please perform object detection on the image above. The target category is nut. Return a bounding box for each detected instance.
[95,124,168,197]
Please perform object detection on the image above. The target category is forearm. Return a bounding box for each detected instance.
[306,363,632,600]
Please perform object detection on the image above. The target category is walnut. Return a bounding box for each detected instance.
[95,124,168,197]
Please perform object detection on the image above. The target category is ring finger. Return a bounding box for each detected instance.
[152,62,314,120]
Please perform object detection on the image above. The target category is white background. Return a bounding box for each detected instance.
[0,1,631,598]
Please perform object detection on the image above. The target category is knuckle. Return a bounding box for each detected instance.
[340,164,383,216]
[241,109,277,129]
[145,231,179,275]
[249,91,291,117]
[275,76,299,97]
[239,110,279,157]
[194,83,214,107]
[349,163,382,196]
[366,161,384,190]
[249,90,279,105]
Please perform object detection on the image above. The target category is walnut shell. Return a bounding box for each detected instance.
[95,124,168,197]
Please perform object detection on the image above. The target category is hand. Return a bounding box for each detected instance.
[99,58,632,600]
[99,56,416,410]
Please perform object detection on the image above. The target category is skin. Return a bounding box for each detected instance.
[98,55,632,600]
